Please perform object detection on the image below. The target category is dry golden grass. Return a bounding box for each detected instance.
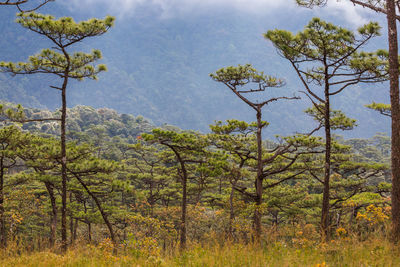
[0,237,399,267]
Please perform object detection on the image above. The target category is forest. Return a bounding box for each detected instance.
[0,0,400,266]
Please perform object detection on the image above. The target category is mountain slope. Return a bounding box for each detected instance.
[0,3,391,138]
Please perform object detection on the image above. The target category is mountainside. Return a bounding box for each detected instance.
[6,103,156,143]
[0,3,391,138]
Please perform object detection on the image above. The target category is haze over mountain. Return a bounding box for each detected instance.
[0,0,391,138]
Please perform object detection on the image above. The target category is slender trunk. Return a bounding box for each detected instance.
[336,210,342,227]
[349,206,360,224]
[180,163,188,250]
[45,182,57,248]
[229,182,235,239]
[387,0,400,243]
[123,226,127,244]
[73,218,78,242]
[59,46,72,252]
[69,213,74,245]
[273,212,278,227]
[73,173,115,244]
[0,158,6,248]
[167,146,188,251]
[321,71,331,241]
[254,107,263,242]
[61,79,68,252]
[83,201,91,243]
[149,182,154,217]
[88,223,92,243]
[69,193,74,245]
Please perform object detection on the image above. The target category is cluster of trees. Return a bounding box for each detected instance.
[18,104,155,142]
[0,0,398,254]
[0,102,391,251]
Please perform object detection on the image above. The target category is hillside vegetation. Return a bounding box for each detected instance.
[0,0,399,266]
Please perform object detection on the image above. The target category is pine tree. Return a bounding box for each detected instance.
[124,142,173,217]
[65,143,119,246]
[0,126,31,247]
[17,134,60,247]
[265,18,386,238]
[208,120,256,238]
[143,129,209,250]
[0,12,114,251]
[20,136,119,246]
[297,0,400,246]
[0,104,24,124]
[210,65,322,242]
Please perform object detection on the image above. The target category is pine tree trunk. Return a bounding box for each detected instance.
[73,218,78,242]
[321,73,331,241]
[61,83,68,252]
[386,0,400,243]
[70,213,74,245]
[167,147,189,251]
[88,222,92,243]
[69,193,74,245]
[254,107,263,242]
[0,158,6,248]
[229,182,235,239]
[180,163,187,250]
[45,182,57,248]
[149,182,154,217]
[83,201,91,243]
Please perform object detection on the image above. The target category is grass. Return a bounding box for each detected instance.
[0,238,399,267]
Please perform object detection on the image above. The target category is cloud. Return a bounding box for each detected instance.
[64,0,294,18]
[325,1,371,26]
[63,0,374,25]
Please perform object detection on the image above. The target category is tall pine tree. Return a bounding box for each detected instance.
[0,12,114,251]
[265,18,386,239]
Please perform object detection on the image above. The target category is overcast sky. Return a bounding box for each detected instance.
[61,0,378,26]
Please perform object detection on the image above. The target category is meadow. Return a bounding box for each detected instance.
[0,234,399,267]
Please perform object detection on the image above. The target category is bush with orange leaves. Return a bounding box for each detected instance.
[355,204,390,237]
[356,204,389,226]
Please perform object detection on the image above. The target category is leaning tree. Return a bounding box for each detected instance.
[0,12,114,251]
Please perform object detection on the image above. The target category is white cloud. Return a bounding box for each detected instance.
[63,0,374,25]
[325,1,370,26]
[64,0,294,18]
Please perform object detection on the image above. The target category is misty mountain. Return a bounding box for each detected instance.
[0,2,391,138]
